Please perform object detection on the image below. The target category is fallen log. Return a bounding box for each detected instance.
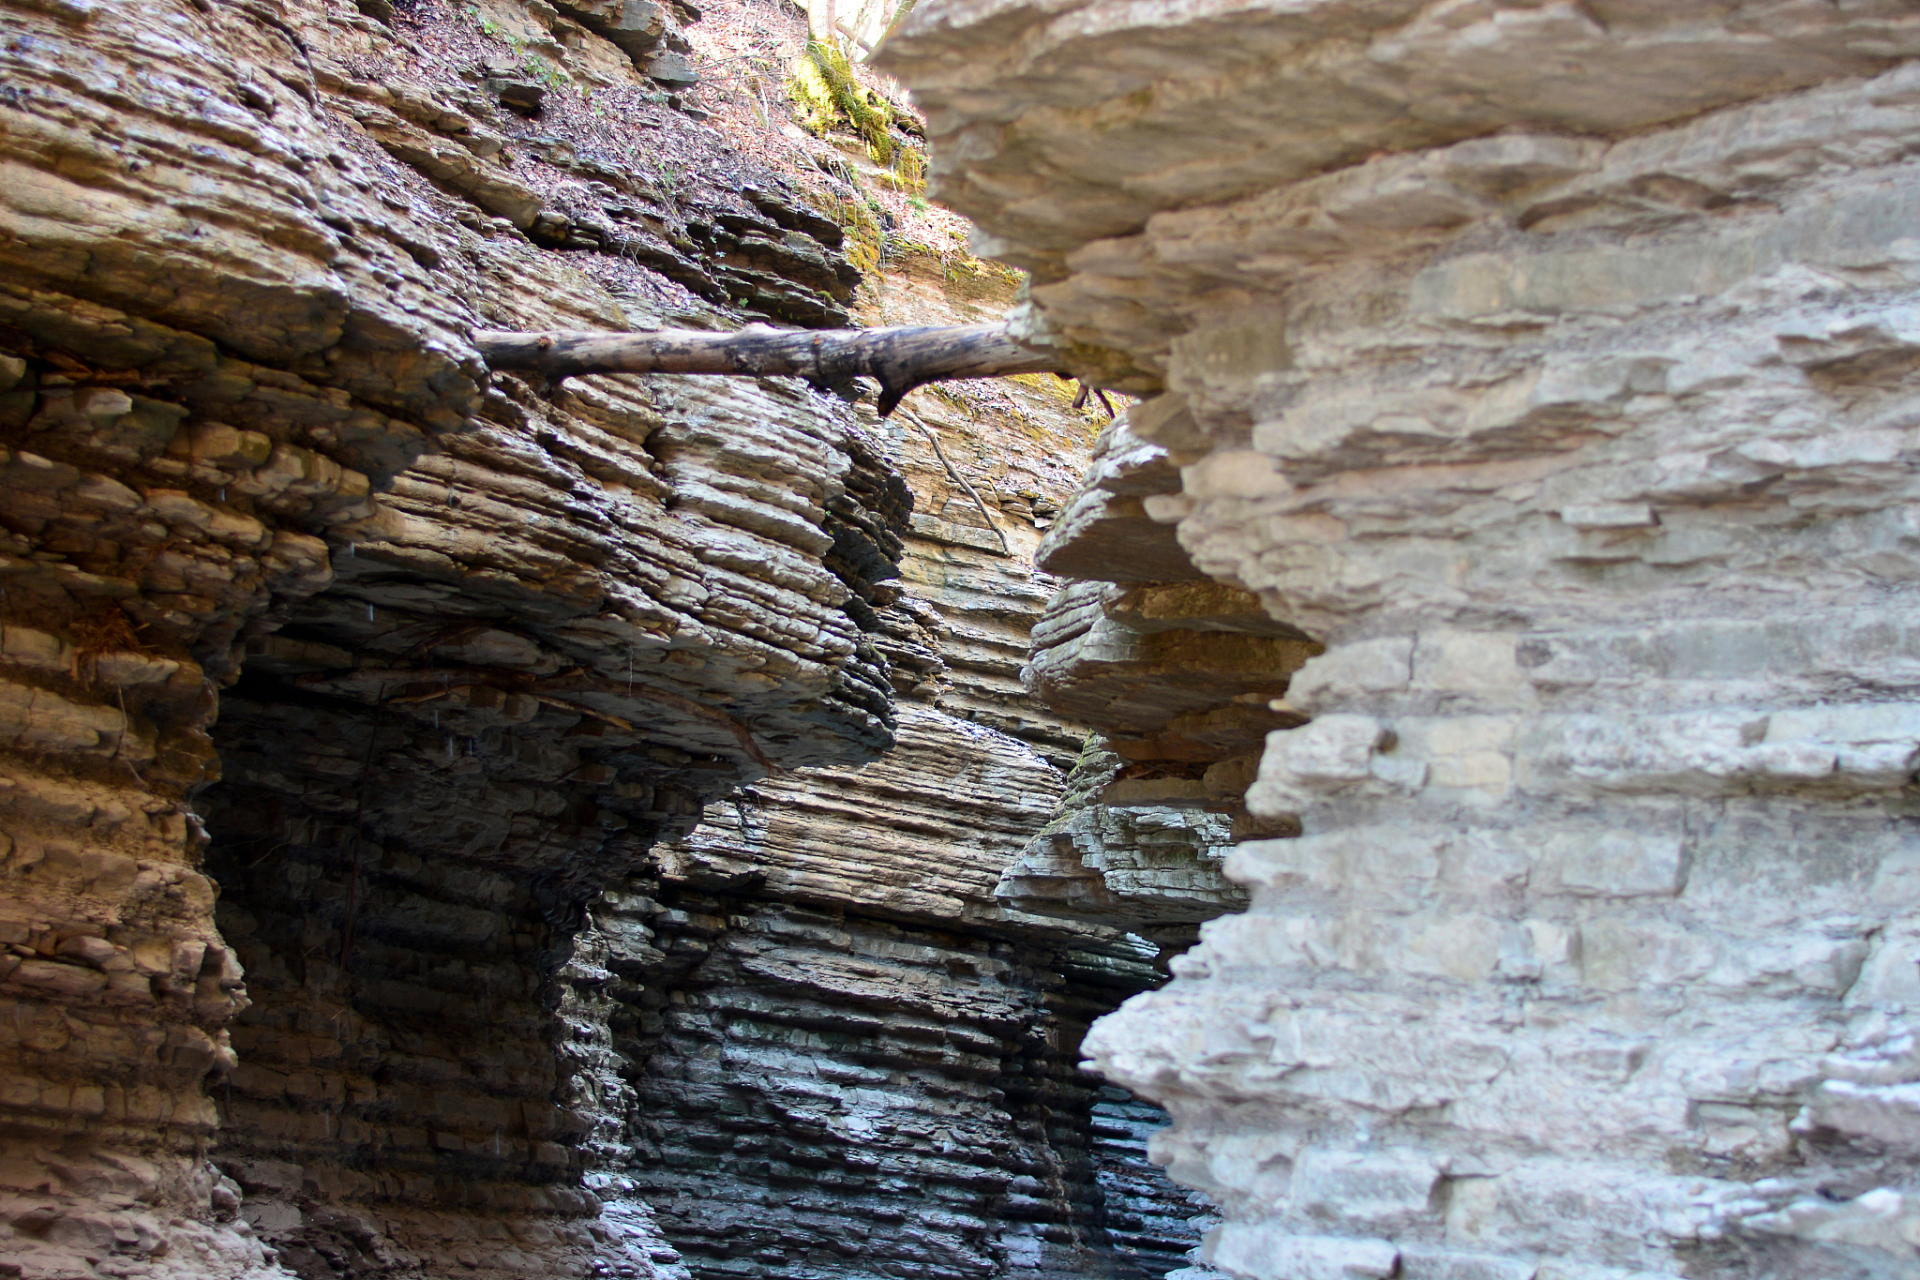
[472,321,1062,415]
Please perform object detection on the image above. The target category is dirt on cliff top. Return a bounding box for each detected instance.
[370,0,981,291]
[354,0,1106,492]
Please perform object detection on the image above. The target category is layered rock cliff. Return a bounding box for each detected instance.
[561,307,1211,1280]
[0,0,914,1270]
[882,4,1920,1280]
[0,0,1215,1275]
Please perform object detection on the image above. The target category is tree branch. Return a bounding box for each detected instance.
[472,321,1062,415]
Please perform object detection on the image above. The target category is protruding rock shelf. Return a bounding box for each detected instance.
[581,362,1217,1278]
[0,0,1200,1277]
[1003,416,1320,958]
[883,4,1920,1279]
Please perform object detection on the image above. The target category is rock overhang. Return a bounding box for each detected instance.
[879,1,1920,387]
[881,4,1920,1280]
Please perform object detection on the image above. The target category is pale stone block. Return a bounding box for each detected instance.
[144,490,214,530]
[1578,918,1718,991]
[1444,833,1534,896]
[1716,934,1869,997]
[72,472,141,513]
[1227,829,1443,895]
[1184,450,1291,501]
[1741,1187,1920,1253]
[1207,1223,1399,1280]
[1191,912,1334,975]
[1399,716,1517,797]
[1518,708,1920,795]
[1427,750,1512,793]
[1248,716,1389,816]
[1692,1102,1793,1162]
[1561,504,1656,529]
[1369,752,1430,789]
[0,627,73,674]
[1495,919,1574,981]
[1542,830,1686,898]
[1399,1246,1539,1280]
[7,959,108,998]
[187,421,273,468]
[0,683,126,755]
[1399,913,1505,982]
[1443,1176,1504,1247]
[1268,716,1383,784]
[1192,1130,1298,1208]
[1846,928,1920,1006]
[1286,638,1413,711]
[1413,632,1529,700]
[1291,1149,1439,1223]
[1409,716,1518,757]
[1805,1080,1920,1151]
[1144,492,1196,522]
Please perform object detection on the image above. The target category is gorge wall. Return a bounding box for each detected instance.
[881,4,1920,1280]
[0,1,1213,1277]
[23,1,1918,1279]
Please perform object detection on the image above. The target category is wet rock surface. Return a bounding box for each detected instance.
[884,3,1920,1279]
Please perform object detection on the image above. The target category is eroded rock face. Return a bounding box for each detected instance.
[192,377,909,1278]
[598,876,1153,1280]
[0,0,909,1274]
[1,6,1214,1274]
[552,327,1213,1278]
[996,735,1247,948]
[1003,414,1318,956]
[884,4,1920,1279]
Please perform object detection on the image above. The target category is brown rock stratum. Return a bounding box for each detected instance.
[0,0,1209,1277]
[881,3,1920,1279]
[19,2,1920,1280]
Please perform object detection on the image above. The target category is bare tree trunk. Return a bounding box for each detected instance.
[472,322,1062,415]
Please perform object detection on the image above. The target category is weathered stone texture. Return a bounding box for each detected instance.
[1005,415,1317,950]
[996,735,1247,945]
[0,0,911,1274]
[885,3,1920,1279]
[600,882,1154,1280]
[590,310,1212,1277]
[3,1,1207,1277]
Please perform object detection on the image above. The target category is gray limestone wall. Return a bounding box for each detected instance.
[882,4,1920,1280]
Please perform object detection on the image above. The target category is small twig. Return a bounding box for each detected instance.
[110,686,146,786]
[899,403,1010,556]
[528,693,636,732]
[385,687,451,705]
[243,838,293,870]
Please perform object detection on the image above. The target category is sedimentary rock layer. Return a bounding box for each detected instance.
[0,0,908,1274]
[611,700,1202,1279]
[1004,413,1318,946]
[0,0,1215,1276]
[595,324,1212,1277]
[597,879,1152,1280]
[885,4,1920,1279]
